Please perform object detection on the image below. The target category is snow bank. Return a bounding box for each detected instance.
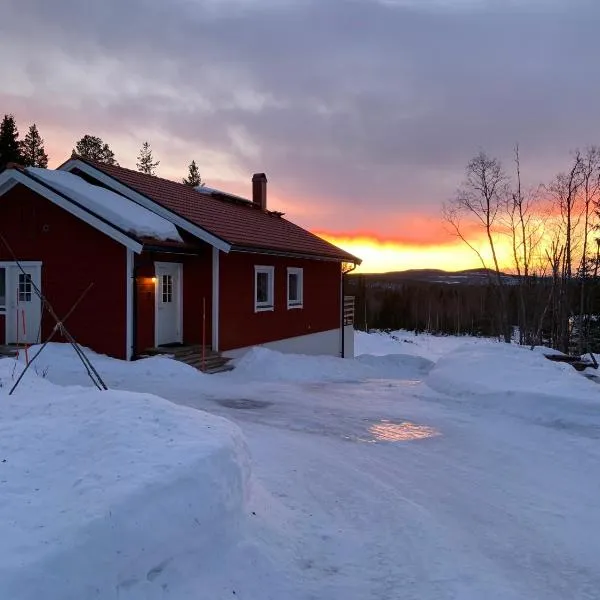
[28,168,182,242]
[427,343,599,399]
[17,342,209,390]
[355,329,500,361]
[230,346,433,383]
[0,359,250,599]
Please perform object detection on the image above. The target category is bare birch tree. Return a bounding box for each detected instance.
[443,151,511,341]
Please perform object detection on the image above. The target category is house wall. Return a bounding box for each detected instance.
[134,247,213,353]
[0,315,5,343]
[218,251,342,353]
[0,184,127,357]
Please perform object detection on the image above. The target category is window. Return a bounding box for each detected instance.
[287,267,303,309]
[254,266,274,312]
[0,268,5,312]
[18,273,32,303]
[161,274,173,303]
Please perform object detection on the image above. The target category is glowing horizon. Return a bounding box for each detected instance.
[316,231,517,273]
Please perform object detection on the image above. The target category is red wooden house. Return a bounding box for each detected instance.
[0,158,360,364]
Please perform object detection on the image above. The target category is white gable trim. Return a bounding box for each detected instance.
[0,170,143,254]
[212,247,220,352]
[60,159,231,253]
[126,248,134,361]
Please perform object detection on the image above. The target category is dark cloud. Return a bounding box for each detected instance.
[1,0,599,237]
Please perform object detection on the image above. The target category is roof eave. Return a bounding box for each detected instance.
[230,245,361,265]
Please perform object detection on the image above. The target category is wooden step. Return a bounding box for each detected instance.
[0,345,19,358]
[141,344,233,374]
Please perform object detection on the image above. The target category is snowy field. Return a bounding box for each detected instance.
[1,331,599,599]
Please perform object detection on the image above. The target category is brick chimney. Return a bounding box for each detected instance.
[252,173,267,210]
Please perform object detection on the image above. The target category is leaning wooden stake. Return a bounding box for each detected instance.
[0,232,107,393]
[8,284,95,395]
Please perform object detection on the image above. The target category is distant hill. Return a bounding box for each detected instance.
[349,268,518,286]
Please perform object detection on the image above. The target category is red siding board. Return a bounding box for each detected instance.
[0,184,127,358]
[219,252,341,351]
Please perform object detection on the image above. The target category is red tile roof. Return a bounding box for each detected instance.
[71,158,360,264]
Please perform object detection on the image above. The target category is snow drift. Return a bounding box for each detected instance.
[0,359,250,599]
[426,342,599,399]
[230,346,433,383]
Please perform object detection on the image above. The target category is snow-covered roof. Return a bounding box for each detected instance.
[28,168,183,243]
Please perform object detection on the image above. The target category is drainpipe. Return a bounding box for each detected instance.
[340,262,357,358]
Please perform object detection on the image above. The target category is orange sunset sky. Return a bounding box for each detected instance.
[2,0,597,273]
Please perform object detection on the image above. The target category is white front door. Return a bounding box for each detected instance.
[155,262,182,346]
[4,263,42,345]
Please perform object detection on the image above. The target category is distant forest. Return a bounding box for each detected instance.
[354,145,600,358]
[345,269,600,354]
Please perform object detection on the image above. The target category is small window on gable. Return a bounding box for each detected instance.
[287,267,303,309]
[0,268,5,311]
[255,266,274,312]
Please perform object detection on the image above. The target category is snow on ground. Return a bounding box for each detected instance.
[0,359,258,599]
[428,341,598,399]
[355,328,503,361]
[3,332,600,599]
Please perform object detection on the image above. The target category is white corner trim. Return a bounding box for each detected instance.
[212,247,219,352]
[126,249,134,361]
[286,266,304,309]
[61,159,232,253]
[0,170,143,254]
[254,265,275,313]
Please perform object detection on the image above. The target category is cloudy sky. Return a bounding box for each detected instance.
[2,0,599,271]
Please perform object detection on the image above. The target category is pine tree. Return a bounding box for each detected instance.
[73,134,118,165]
[182,160,203,187]
[0,114,23,170]
[20,124,48,168]
[136,141,159,175]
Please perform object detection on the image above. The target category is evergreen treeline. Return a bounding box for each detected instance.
[348,274,600,354]
[0,113,203,182]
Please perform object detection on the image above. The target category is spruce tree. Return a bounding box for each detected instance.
[0,114,23,170]
[182,160,203,187]
[21,124,48,168]
[73,134,118,165]
[136,141,159,175]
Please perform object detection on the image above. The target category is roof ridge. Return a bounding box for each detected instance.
[65,155,361,264]
[75,154,264,211]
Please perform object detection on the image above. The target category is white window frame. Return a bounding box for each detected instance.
[0,261,42,316]
[287,267,303,309]
[254,265,275,312]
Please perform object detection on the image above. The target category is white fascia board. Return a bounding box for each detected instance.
[212,247,219,352]
[126,248,134,361]
[0,170,143,254]
[61,160,231,253]
[0,171,19,196]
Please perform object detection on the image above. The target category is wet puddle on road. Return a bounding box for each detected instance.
[344,420,441,443]
[216,398,273,410]
[368,420,441,442]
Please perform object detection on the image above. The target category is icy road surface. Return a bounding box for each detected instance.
[17,335,600,599]
[175,382,600,598]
